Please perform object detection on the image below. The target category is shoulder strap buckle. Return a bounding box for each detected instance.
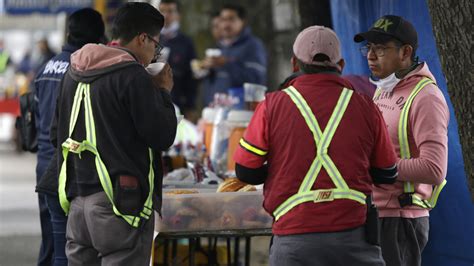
[62,138,85,154]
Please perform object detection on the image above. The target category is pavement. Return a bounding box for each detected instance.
[0,142,41,266]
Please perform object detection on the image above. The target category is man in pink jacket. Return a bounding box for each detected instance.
[354,15,449,266]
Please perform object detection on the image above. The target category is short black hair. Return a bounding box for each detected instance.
[111,2,165,44]
[67,8,105,47]
[296,54,340,74]
[221,4,246,20]
[160,0,181,13]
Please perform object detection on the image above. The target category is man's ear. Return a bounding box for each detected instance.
[402,45,414,62]
[337,58,345,73]
[291,56,299,72]
[136,33,146,47]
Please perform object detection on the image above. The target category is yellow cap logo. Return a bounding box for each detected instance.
[373,18,393,32]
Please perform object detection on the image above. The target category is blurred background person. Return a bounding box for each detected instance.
[210,11,223,42]
[157,0,198,122]
[33,38,56,75]
[201,4,267,106]
[0,39,13,74]
[33,8,105,266]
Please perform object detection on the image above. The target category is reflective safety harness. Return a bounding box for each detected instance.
[273,86,367,222]
[58,82,154,228]
[0,51,9,73]
[393,77,447,208]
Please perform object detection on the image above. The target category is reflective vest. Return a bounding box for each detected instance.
[374,77,447,209]
[273,86,367,222]
[0,51,9,73]
[58,82,155,228]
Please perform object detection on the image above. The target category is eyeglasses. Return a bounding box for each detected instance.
[360,44,400,57]
[145,34,163,57]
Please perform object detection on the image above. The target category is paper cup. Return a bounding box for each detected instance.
[145,62,165,75]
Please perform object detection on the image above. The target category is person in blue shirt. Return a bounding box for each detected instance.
[157,0,198,118]
[201,4,267,105]
[34,8,105,266]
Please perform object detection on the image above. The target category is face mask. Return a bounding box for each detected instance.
[161,21,180,36]
[370,72,401,92]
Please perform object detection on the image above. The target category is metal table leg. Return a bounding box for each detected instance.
[234,237,240,265]
[245,237,251,266]
[189,238,196,266]
[226,238,231,266]
[163,239,169,266]
[171,239,178,265]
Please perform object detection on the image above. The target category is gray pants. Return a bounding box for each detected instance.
[380,217,429,266]
[65,191,154,266]
[270,226,385,266]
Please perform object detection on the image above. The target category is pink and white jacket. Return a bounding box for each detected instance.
[372,63,449,218]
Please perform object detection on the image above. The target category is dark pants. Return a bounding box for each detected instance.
[66,191,154,266]
[38,193,53,266]
[270,226,385,266]
[45,194,68,266]
[380,217,429,266]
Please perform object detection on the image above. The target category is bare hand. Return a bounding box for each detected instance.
[151,63,173,93]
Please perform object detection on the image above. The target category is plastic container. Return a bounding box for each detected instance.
[243,83,267,110]
[228,87,244,110]
[158,190,272,232]
[201,107,216,155]
[226,110,254,172]
[209,107,231,175]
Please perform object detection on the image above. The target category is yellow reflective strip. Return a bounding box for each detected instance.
[143,149,154,212]
[317,89,352,189]
[428,179,447,207]
[398,78,433,159]
[69,83,84,135]
[58,148,70,215]
[412,195,431,208]
[61,82,153,227]
[404,182,415,193]
[320,156,349,189]
[274,189,366,221]
[372,88,382,100]
[398,78,433,194]
[84,85,97,145]
[95,155,115,204]
[298,159,322,193]
[332,190,367,205]
[239,138,267,156]
[86,84,97,145]
[276,87,359,220]
[318,89,352,153]
[284,87,323,138]
[0,53,9,72]
[112,205,136,227]
[283,87,324,193]
[274,192,314,221]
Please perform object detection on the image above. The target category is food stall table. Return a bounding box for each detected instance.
[155,228,272,266]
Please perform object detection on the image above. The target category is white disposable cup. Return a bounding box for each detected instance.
[146,62,165,75]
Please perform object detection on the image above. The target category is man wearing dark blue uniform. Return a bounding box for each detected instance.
[34,9,105,265]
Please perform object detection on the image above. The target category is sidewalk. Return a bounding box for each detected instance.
[0,144,41,265]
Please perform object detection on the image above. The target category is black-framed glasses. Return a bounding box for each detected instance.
[359,44,400,57]
[145,34,163,56]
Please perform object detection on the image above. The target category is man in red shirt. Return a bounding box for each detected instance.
[234,26,398,265]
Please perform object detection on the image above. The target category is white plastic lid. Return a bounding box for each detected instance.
[201,107,217,122]
[227,110,254,123]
